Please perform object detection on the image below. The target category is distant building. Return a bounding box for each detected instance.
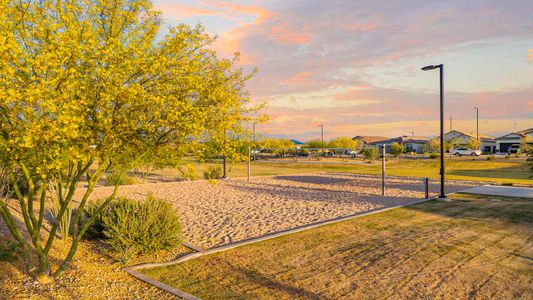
[290,139,304,145]
[367,136,430,154]
[495,128,533,153]
[352,136,388,148]
[443,130,496,153]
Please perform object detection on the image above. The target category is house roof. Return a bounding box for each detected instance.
[290,139,304,145]
[444,130,495,142]
[496,128,533,140]
[352,136,388,144]
[367,135,429,145]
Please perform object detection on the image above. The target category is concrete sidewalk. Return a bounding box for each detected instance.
[460,185,533,198]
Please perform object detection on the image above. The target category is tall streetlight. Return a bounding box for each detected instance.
[317,124,324,143]
[474,107,479,141]
[422,64,447,200]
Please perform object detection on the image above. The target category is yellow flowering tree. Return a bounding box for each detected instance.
[0,0,258,281]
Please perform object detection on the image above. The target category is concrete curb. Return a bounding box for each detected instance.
[125,195,447,299]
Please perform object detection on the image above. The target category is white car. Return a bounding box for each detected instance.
[452,147,482,156]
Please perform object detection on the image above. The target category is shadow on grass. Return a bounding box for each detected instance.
[407,194,533,229]
[448,164,533,182]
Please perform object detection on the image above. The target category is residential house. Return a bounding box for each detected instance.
[443,130,496,153]
[495,128,533,153]
[352,136,388,148]
[367,136,430,154]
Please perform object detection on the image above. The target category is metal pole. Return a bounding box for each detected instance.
[247,146,251,183]
[439,65,446,199]
[475,107,479,140]
[425,177,429,199]
[222,155,227,179]
[320,124,324,143]
[381,145,386,196]
[450,115,452,132]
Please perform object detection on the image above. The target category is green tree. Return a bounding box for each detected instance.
[467,138,481,150]
[328,137,360,149]
[444,138,459,153]
[520,136,533,155]
[390,142,404,157]
[305,140,329,148]
[427,138,440,153]
[0,0,259,281]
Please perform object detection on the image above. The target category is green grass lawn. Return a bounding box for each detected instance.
[152,158,533,185]
[142,194,533,299]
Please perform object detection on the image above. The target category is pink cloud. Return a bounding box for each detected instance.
[280,72,313,85]
[269,23,311,44]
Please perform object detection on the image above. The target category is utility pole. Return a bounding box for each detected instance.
[450,116,452,132]
[474,107,479,140]
[317,124,324,143]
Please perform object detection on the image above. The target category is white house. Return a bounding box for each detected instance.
[443,130,496,153]
[495,128,533,153]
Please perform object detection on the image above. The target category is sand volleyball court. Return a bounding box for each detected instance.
[78,173,473,249]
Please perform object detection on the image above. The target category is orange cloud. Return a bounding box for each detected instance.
[211,1,271,24]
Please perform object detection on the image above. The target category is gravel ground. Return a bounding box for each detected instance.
[78,173,474,249]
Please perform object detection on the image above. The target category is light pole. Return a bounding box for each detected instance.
[474,107,479,141]
[422,64,447,200]
[317,124,324,143]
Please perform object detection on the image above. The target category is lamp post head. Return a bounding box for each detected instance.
[421,64,442,71]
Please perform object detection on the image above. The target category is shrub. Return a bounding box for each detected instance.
[390,142,403,157]
[429,153,440,159]
[203,165,223,180]
[180,163,198,181]
[0,241,17,262]
[84,195,182,264]
[49,195,72,239]
[526,157,533,162]
[505,155,511,160]
[362,147,378,160]
[104,172,137,186]
[486,155,495,161]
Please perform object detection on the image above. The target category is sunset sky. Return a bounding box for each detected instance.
[154,0,533,141]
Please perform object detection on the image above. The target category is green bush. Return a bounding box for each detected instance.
[390,142,404,157]
[180,163,198,181]
[429,153,440,159]
[0,241,17,262]
[203,165,223,180]
[104,172,137,186]
[84,195,182,264]
[362,147,378,160]
[486,155,495,161]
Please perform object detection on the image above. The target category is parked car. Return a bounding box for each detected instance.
[345,149,358,155]
[452,147,482,156]
[507,145,521,154]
